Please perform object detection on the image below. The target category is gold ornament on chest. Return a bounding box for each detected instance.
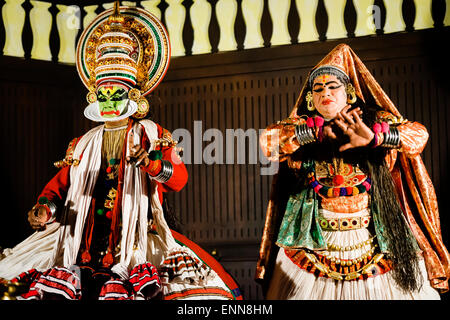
[315,159,367,188]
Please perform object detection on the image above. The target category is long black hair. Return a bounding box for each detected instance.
[295,95,423,292]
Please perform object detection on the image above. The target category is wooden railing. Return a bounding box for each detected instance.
[1,0,449,63]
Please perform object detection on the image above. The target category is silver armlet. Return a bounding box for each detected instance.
[295,124,316,146]
[46,201,57,224]
[153,160,173,183]
[382,127,401,148]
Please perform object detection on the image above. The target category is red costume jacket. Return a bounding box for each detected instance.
[37,122,188,210]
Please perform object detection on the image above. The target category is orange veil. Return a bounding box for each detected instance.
[255,44,450,293]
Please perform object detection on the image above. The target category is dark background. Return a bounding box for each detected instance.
[0,0,449,300]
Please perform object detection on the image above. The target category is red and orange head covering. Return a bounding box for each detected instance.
[290,43,401,118]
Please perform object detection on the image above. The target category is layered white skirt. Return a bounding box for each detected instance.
[0,223,234,300]
[266,209,441,300]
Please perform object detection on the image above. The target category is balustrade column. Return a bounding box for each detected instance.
[83,5,98,28]
[141,0,161,20]
[103,2,137,10]
[445,0,450,26]
[30,0,52,61]
[383,0,405,33]
[190,0,212,54]
[323,0,347,39]
[241,0,264,49]
[413,0,433,30]
[353,0,376,36]
[216,0,238,51]
[296,0,319,43]
[2,0,25,57]
[165,0,186,56]
[268,0,291,46]
[56,4,80,64]
[102,2,114,10]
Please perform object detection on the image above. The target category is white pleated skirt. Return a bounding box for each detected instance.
[266,210,441,300]
[0,223,234,300]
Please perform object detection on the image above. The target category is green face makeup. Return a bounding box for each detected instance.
[97,86,129,118]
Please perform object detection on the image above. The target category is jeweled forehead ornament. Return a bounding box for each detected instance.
[309,65,350,87]
[76,1,171,121]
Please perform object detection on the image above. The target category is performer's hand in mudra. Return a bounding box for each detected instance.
[27,205,48,230]
[334,105,375,152]
[127,130,150,167]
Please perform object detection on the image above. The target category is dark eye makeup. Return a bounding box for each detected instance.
[97,89,128,102]
[97,92,107,102]
[312,84,342,93]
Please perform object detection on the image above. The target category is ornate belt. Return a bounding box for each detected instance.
[318,215,371,231]
[284,249,392,281]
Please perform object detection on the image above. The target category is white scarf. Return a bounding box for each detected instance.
[50,119,179,279]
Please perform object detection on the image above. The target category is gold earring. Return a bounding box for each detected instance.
[86,90,97,104]
[128,88,141,102]
[346,83,357,104]
[305,91,315,111]
[133,96,150,119]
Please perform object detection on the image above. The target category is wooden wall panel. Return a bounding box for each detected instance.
[0,74,92,248]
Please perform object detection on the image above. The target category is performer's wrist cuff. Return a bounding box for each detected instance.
[37,197,57,224]
[295,124,316,146]
[381,127,401,148]
[152,160,173,183]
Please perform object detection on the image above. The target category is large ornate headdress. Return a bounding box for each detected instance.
[76,1,170,121]
[290,43,401,118]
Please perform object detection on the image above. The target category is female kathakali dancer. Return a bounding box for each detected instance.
[0,3,242,301]
[256,43,449,300]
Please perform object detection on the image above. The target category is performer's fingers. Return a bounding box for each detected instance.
[134,148,146,159]
[339,143,353,152]
[132,144,142,154]
[135,152,148,167]
[323,126,337,139]
[340,109,355,125]
[351,109,363,124]
[29,217,44,229]
[334,118,348,132]
[31,206,39,217]
[341,105,352,114]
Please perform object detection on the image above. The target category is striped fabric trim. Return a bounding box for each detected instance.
[164,287,234,300]
[129,263,162,299]
[96,54,136,63]
[16,267,81,300]
[159,249,212,284]
[170,230,243,300]
[13,268,43,284]
[13,269,43,300]
[96,79,133,91]
[95,74,137,86]
[99,31,134,41]
[95,64,137,74]
[14,264,163,300]
[99,279,134,300]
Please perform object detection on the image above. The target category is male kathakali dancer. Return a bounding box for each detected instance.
[256,44,449,299]
[0,3,242,300]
